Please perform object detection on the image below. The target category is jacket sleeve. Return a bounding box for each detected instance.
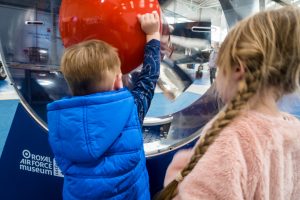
[165,127,260,200]
[130,39,160,124]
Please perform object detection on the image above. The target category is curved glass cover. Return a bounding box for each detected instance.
[0,0,251,156]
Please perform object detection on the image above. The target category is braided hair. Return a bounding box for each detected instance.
[155,6,300,200]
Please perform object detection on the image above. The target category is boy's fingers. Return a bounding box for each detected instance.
[137,14,142,22]
[144,13,151,21]
[138,12,159,25]
[152,11,159,21]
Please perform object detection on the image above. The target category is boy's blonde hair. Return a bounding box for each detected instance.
[61,39,121,95]
[155,6,300,200]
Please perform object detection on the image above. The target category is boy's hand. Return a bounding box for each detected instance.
[138,11,160,42]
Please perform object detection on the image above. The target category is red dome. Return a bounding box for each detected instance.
[59,0,162,74]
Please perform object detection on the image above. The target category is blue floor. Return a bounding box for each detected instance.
[0,100,19,157]
[146,92,201,117]
[0,78,19,157]
[146,72,211,117]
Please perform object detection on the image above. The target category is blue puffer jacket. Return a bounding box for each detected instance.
[47,88,150,200]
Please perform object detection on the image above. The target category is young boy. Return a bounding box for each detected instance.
[47,11,160,200]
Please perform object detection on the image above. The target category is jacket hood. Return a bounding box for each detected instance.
[47,88,135,163]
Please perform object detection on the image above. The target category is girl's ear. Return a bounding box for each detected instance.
[233,61,245,81]
[113,73,123,90]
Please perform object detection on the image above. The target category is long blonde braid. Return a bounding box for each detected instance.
[154,67,262,200]
[155,6,300,200]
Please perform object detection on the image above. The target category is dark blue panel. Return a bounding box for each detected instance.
[147,140,197,197]
[0,103,63,200]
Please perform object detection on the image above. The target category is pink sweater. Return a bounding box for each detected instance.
[165,111,300,200]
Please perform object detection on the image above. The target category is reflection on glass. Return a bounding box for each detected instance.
[0,0,226,156]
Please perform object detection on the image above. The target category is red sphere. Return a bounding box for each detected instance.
[59,0,161,74]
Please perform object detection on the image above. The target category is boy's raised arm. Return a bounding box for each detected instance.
[131,11,161,124]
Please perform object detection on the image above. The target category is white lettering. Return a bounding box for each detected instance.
[19,149,55,177]
[20,158,26,164]
[20,164,52,175]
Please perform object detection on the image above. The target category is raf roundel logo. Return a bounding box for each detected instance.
[22,149,31,159]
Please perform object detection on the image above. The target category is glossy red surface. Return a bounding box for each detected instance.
[59,0,162,74]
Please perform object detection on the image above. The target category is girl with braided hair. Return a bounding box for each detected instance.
[155,6,300,200]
